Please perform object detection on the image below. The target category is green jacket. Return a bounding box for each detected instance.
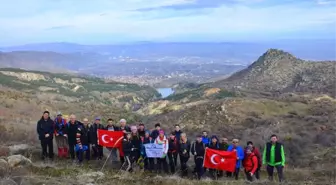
[262,142,285,166]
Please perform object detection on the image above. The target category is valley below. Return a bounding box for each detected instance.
[0,48,335,185]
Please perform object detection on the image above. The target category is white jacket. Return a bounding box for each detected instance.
[155,136,168,154]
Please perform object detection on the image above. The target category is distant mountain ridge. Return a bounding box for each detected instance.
[212,49,336,96]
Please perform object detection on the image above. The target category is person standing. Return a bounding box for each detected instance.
[141,130,155,172]
[219,137,229,151]
[218,137,229,177]
[138,122,146,139]
[150,123,161,141]
[90,117,105,160]
[243,147,259,181]
[191,135,205,180]
[167,132,178,174]
[155,130,169,174]
[263,134,286,182]
[76,118,91,164]
[119,119,131,133]
[130,126,141,163]
[122,132,134,172]
[246,141,262,180]
[54,112,68,158]
[174,124,183,167]
[227,139,245,180]
[65,114,81,162]
[201,131,211,146]
[106,118,119,162]
[179,133,191,177]
[118,119,131,163]
[37,111,54,161]
[208,135,220,179]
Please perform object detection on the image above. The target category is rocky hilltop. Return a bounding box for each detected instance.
[212,49,336,96]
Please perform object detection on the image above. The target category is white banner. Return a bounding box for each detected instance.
[144,143,164,158]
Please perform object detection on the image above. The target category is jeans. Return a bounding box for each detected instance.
[267,165,284,182]
[40,138,53,159]
[168,152,178,173]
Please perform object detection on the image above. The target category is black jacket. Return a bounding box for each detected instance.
[90,123,105,145]
[138,129,146,138]
[150,130,160,140]
[208,142,219,150]
[37,117,54,140]
[65,121,81,145]
[122,139,133,156]
[179,140,191,158]
[77,124,91,145]
[191,141,206,157]
[131,134,141,150]
[168,137,179,153]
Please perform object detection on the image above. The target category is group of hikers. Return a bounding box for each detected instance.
[37,111,286,182]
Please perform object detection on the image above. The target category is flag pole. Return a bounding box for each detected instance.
[100,149,113,171]
[99,136,124,172]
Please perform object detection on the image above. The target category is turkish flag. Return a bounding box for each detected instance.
[97,129,124,148]
[203,148,237,172]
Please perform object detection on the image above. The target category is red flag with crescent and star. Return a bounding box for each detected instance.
[97,129,124,148]
[203,148,237,172]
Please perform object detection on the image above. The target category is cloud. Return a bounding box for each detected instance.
[0,0,335,45]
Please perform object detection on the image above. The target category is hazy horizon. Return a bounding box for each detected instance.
[1,0,335,46]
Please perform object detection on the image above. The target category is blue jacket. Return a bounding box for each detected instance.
[202,136,210,146]
[227,145,244,169]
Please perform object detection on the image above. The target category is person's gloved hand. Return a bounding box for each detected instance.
[131,148,135,151]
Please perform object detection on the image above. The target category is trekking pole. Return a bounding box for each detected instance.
[100,149,113,171]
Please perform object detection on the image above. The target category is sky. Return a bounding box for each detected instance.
[0,0,335,46]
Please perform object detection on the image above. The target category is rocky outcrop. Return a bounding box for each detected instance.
[7,155,32,168]
[0,71,47,81]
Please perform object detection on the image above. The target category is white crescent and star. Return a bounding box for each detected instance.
[210,154,225,165]
[102,134,114,143]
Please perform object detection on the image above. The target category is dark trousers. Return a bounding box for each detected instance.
[245,170,255,181]
[77,145,90,162]
[195,157,204,180]
[131,150,140,163]
[92,145,103,160]
[40,139,53,159]
[156,157,169,173]
[180,155,189,177]
[68,143,76,159]
[144,158,154,172]
[168,152,178,173]
[226,168,240,180]
[267,165,284,182]
[255,167,261,180]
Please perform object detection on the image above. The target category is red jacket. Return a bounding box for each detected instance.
[243,153,258,174]
[244,147,262,167]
